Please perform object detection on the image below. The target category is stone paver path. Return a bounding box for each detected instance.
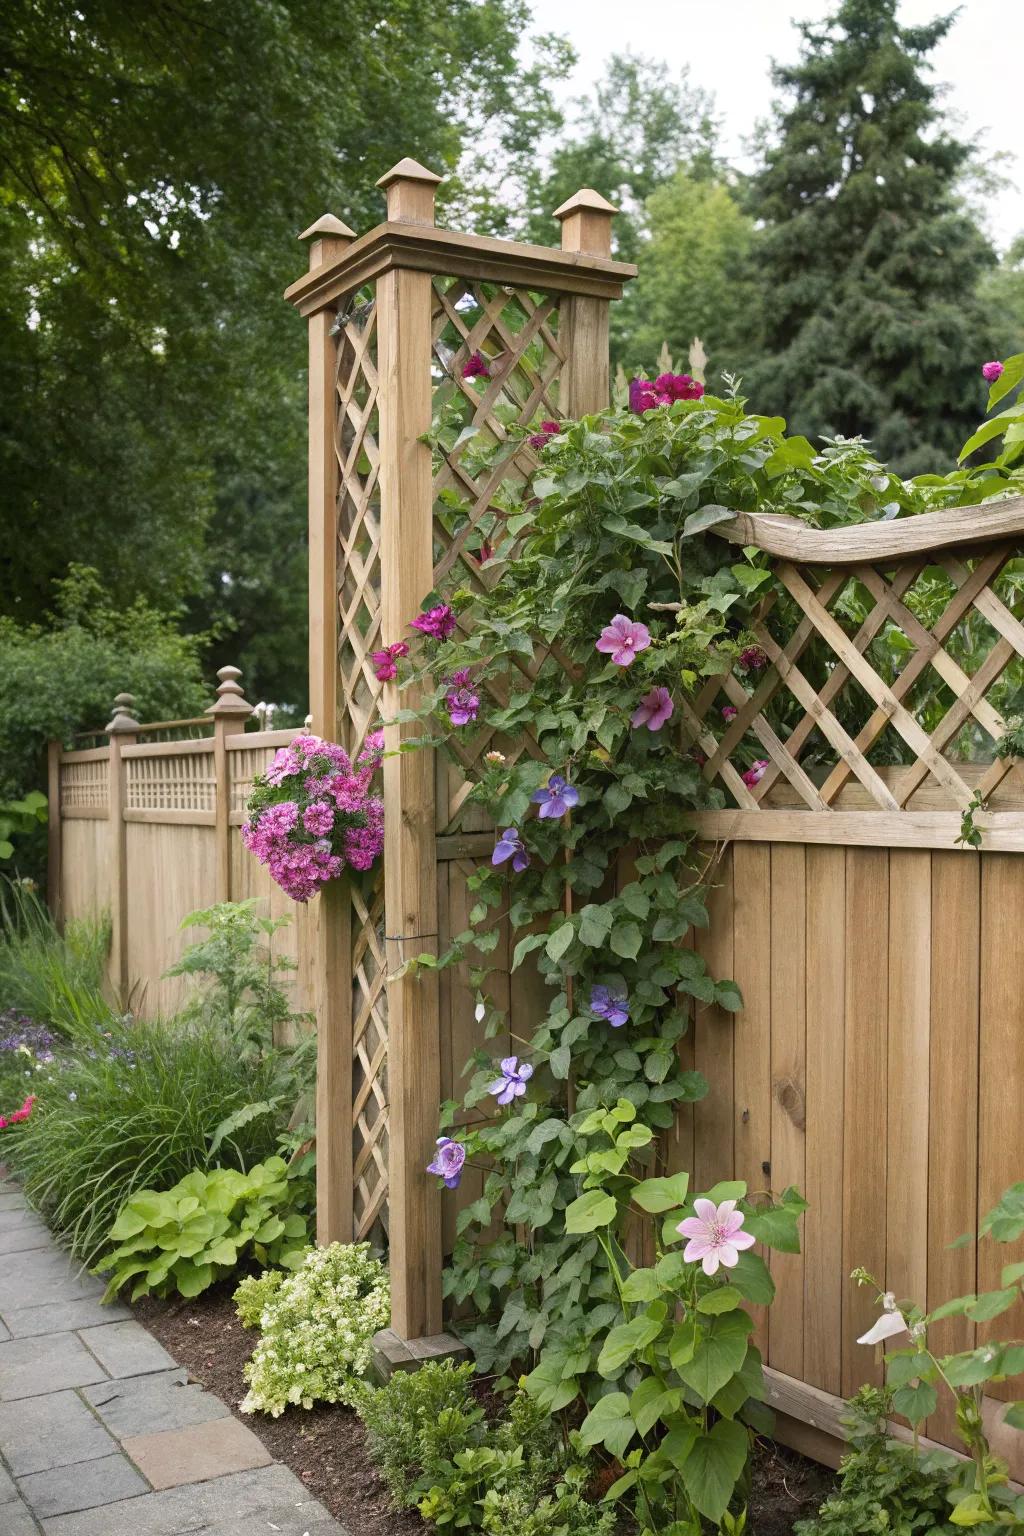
[0,1182,348,1534]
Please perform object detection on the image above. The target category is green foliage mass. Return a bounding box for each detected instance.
[746,0,1003,476]
[94,1157,311,1302]
[234,1268,287,1330]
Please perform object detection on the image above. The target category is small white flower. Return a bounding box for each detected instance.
[882,1291,898,1313]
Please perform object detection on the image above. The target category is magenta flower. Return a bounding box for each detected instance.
[371,641,409,682]
[630,686,674,732]
[489,1055,534,1107]
[677,1198,756,1276]
[629,373,705,413]
[742,759,769,788]
[531,775,579,819]
[721,705,738,722]
[590,985,630,1029]
[528,420,561,450]
[462,350,490,380]
[982,360,1005,382]
[410,604,457,641]
[445,669,480,727]
[596,614,651,667]
[738,645,768,673]
[492,827,529,872]
[426,1136,466,1189]
[302,801,335,836]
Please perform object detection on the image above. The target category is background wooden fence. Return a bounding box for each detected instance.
[50,668,314,1024]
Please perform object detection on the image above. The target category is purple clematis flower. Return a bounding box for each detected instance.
[630,686,674,732]
[531,775,580,819]
[492,828,529,871]
[590,984,630,1029]
[596,614,651,667]
[410,604,457,641]
[426,1136,466,1189]
[445,669,480,726]
[489,1055,534,1106]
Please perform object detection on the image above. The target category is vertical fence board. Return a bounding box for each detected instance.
[731,843,772,1355]
[886,850,931,1307]
[803,845,846,1396]
[693,848,735,1191]
[927,850,980,1446]
[842,848,889,1394]
[768,844,806,1380]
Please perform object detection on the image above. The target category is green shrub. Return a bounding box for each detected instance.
[0,881,112,1039]
[355,1361,607,1532]
[9,1015,286,1264]
[240,1242,390,1416]
[94,1157,311,1302]
[233,1268,286,1329]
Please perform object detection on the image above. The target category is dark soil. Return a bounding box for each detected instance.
[135,1285,836,1535]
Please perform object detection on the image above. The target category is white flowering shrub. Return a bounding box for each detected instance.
[233,1267,285,1329]
[241,1241,389,1416]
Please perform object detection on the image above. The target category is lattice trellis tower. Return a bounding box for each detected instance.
[287,162,635,1342]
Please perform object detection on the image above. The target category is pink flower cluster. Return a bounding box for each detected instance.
[528,419,561,450]
[371,641,409,682]
[629,373,705,413]
[410,604,457,641]
[241,733,384,902]
[0,1094,35,1130]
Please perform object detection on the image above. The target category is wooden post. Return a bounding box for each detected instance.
[205,665,253,904]
[299,212,358,1248]
[376,157,445,1340]
[105,692,140,1002]
[47,739,62,928]
[553,189,618,416]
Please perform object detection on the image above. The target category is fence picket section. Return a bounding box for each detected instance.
[768,843,807,1381]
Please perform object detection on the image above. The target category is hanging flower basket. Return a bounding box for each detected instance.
[241,733,384,902]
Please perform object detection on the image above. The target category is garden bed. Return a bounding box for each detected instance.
[135,1285,836,1535]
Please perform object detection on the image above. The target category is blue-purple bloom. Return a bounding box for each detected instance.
[531,775,579,819]
[426,1136,466,1189]
[492,827,529,872]
[488,1055,534,1107]
[590,985,630,1029]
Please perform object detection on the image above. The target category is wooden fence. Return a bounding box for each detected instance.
[287,157,1024,1469]
[50,668,314,1023]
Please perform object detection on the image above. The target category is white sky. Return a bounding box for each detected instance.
[544,0,1022,250]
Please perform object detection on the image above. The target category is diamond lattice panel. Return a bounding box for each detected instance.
[685,545,1024,813]
[350,870,388,1242]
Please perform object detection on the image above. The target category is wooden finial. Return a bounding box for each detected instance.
[299,213,356,272]
[553,188,617,257]
[105,692,141,734]
[206,665,254,719]
[376,157,442,226]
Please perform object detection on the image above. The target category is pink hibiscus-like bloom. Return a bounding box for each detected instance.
[528,419,561,450]
[462,350,490,380]
[678,1198,756,1276]
[721,705,738,722]
[596,614,651,667]
[982,360,1005,382]
[630,686,674,732]
[410,604,457,642]
[742,759,769,788]
[738,645,768,673]
[370,641,409,682]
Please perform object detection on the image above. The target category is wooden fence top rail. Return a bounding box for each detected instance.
[226,727,299,750]
[284,220,637,316]
[120,738,215,760]
[713,495,1024,565]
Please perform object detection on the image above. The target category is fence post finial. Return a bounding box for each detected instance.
[299,214,356,272]
[205,664,254,720]
[553,187,617,258]
[376,158,442,226]
[105,693,141,734]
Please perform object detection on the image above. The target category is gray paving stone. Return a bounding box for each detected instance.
[0,1457,18,1500]
[83,1368,230,1436]
[5,1225,55,1256]
[0,1495,41,1535]
[0,1318,10,1343]
[77,1320,174,1380]
[0,1333,108,1400]
[0,1389,117,1475]
[40,1464,345,1535]
[0,1206,47,1232]
[1,1297,130,1338]
[0,1191,27,1211]
[19,1452,148,1518]
[0,1251,106,1310]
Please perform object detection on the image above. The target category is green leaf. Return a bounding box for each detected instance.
[1002,1401,1024,1430]
[597,1312,665,1377]
[683,504,734,538]
[965,1287,1018,1323]
[579,904,614,948]
[564,1189,617,1234]
[630,1376,680,1437]
[620,1267,662,1302]
[744,1203,803,1253]
[546,922,576,962]
[522,1357,579,1413]
[209,1100,280,1157]
[172,1260,214,1298]
[610,921,643,960]
[697,1285,743,1315]
[680,1418,749,1523]
[677,1310,753,1402]
[948,1492,996,1526]
[891,1379,938,1426]
[578,1392,635,1460]
[633,1171,690,1213]
[988,352,1024,407]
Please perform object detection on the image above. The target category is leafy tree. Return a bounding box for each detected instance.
[0,0,570,705]
[621,170,761,383]
[747,0,1003,475]
[981,235,1024,358]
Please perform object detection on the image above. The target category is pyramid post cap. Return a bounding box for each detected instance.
[376,157,444,190]
[553,188,619,220]
[298,214,356,242]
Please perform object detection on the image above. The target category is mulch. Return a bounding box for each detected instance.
[135,1284,835,1535]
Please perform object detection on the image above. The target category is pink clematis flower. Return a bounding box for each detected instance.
[721,705,738,722]
[742,759,769,788]
[596,614,651,667]
[982,360,1005,382]
[631,686,674,731]
[678,1198,756,1276]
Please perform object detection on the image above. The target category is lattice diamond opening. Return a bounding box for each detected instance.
[350,871,388,1243]
[686,544,1024,813]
